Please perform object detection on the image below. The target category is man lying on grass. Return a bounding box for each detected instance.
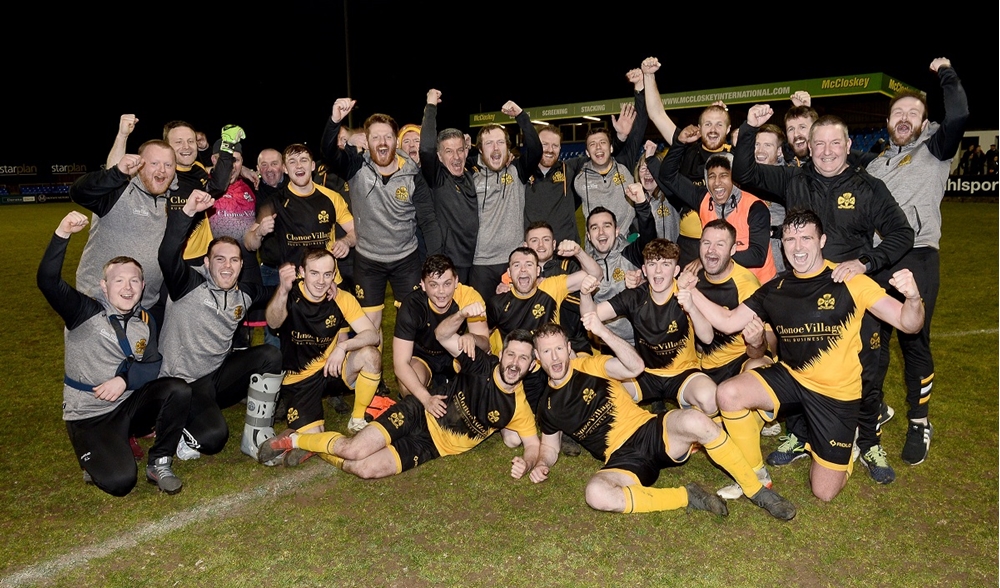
[258,301,540,479]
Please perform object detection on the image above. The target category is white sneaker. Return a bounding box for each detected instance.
[761,422,782,437]
[176,430,201,461]
[347,417,368,434]
[717,467,772,501]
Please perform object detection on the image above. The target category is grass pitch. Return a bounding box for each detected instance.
[0,202,996,587]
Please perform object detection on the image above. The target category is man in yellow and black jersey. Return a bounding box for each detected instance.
[581,238,719,419]
[244,144,355,270]
[689,209,925,502]
[527,321,795,520]
[257,317,540,480]
[486,244,600,354]
[266,248,380,438]
[683,219,774,384]
[393,254,490,414]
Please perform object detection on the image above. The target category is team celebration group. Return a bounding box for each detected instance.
[44,55,967,521]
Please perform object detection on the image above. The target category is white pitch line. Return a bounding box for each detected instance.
[934,328,998,338]
[1,465,335,587]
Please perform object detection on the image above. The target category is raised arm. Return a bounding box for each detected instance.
[159,190,214,300]
[265,263,296,330]
[732,106,792,203]
[868,269,925,335]
[613,69,649,167]
[105,114,138,170]
[641,57,677,146]
[559,240,602,291]
[70,158,137,217]
[657,130,705,210]
[505,102,542,179]
[320,98,364,180]
[419,89,443,177]
[582,311,644,380]
[927,58,969,161]
[37,211,99,327]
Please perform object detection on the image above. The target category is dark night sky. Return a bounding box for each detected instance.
[4,5,997,168]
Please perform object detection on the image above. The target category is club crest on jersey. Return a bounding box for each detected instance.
[656,203,672,218]
[667,321,678,334]
[552,171,565,183]
[389,411,405,428]
[612,172,626,185]
[318,210,330,223]
[898,154,912,167]
[817,294,836,310]
[343,182,350,193]
[325,315,337,329]
[135,339,147,355]
[837,192,855,210]
[355,285,365,300]
[488,410,500,423]
[395,186,410,201]
[582,387,595,403]
[233,305,244,320]
[287,407,299,422]
[500,173,513,185]
[531,304,546,319]
[612,267,625,282]
[870,332,881,349]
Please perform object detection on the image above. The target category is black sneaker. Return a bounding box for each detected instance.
[685,483,729,517]
[329,394,351,415]
[766,433,809,466]
[561,436,583,457]
[748,486,796,521]
[145,456,183,494]
[901,421,933,465]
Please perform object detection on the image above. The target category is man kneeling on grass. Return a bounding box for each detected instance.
[40,211,192,496]
[526,310,796,520]
[258,302,540,479]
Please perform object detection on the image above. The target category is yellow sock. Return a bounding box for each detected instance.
[352,371,380,419]
[721,409,764,469]
[704,429,763,496]
[622,485,688,513]
[295,431,344,456]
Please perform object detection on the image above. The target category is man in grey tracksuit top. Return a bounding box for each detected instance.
[865,58,968,466]
[158,191,280,458]
[321,98,442,332]
[71,141,177,327]
[39,211,191,496]
[468,100,542,298]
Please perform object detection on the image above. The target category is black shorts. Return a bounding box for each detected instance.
[635,368,705,408]
[751,362,860,469]
[702,353,750,385]
[373,395,441,473]
[602,413,687,487]
[352,251,422,311]
[412,352,458,384]
[284,370,351,431]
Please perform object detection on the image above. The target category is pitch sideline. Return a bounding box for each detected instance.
[0,465,335,587]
